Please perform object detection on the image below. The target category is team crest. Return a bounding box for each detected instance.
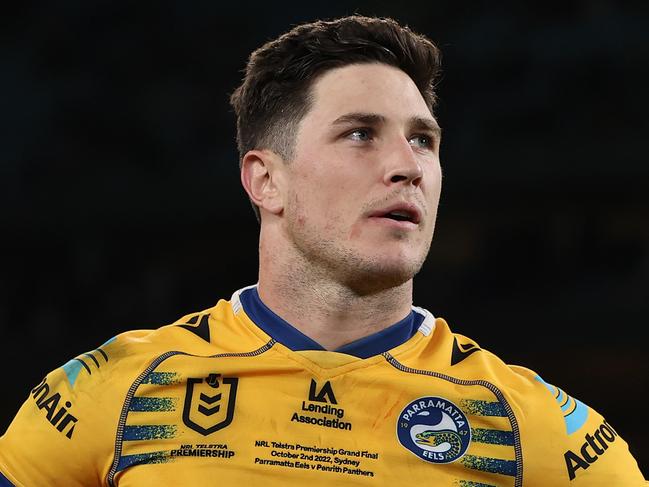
[182,373,239,435]
[397,396,471,464]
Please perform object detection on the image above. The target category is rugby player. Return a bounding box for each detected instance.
[1,15,645,486]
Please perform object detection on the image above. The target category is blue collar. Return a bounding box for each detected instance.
[238,287,423,359]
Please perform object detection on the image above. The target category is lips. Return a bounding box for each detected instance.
[368,202,422,225]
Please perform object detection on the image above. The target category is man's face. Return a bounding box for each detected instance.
[280,63,442,291]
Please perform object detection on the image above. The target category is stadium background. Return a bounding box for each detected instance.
[1,1,647,477]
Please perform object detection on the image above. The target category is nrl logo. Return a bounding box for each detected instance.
[182,373,239,436]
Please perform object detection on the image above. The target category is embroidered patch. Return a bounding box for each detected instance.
[397,396,471,463]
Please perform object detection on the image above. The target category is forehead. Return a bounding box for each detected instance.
[306,63,433,123]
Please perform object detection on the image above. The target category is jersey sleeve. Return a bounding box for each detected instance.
[510,365,647,486]
[0,331,156,487]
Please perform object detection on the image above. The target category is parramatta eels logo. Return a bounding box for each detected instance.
[182,373,239,436]
[397,396,471,464]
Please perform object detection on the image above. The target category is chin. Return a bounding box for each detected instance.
[341,255,424,295]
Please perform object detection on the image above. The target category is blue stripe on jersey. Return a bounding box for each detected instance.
[129,396,177,412]
[142,371,181,385]
[470,428,514,446]
[239,287,423,358]
[535,375,589,434]
[61,358,84,387]
[460,399,508,417]
[123,425,177,441]
[458,481,498,487]
[116,451,171,472]
[461,455,517,477]
[564,397,589,435]
[0,472,15,486]
[101,335,117,347]
[560,395,573,412]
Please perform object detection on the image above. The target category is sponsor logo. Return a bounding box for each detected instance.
[170,443,236,458]
[182,373,238,436]
[564,420,618,480]
[291,379,352,431]
[308,379,337,404]
[450,337,480,366]
[397,396,471,464]
[177,314,211,343]
[31,377,78,439]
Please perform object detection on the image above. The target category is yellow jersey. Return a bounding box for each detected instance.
[1,286,646,486]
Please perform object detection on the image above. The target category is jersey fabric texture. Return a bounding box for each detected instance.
[1,285,646,487]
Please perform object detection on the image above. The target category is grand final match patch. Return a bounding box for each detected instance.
[397,396,471,464]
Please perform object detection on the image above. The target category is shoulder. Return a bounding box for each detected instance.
[26,297,244,420]
[418,318,576,398]
[12,305,222,431]
[46,295,253,398]
[0,303,228,486]
[427,318,645,484]
[425,319,600,423]
[63,303,231,390]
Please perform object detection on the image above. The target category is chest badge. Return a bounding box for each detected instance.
[397,396,471,464]
[182,373,239,436]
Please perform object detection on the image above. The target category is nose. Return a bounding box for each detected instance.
[383,137,424,187]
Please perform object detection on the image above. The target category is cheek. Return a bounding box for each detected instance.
[288,190,307,229]
[300,165,353,209]
[289,172,337,231]
[290,151,364,232]
[424,162,443,198]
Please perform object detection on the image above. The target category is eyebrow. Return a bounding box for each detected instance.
[410,116,442,139]
[331,112,442,138]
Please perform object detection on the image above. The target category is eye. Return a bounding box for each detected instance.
[409,134,434,149]
[347,128,373,142]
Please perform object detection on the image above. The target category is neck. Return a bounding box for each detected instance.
[257,229,414,351]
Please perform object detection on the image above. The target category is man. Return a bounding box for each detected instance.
[0,15,645,487]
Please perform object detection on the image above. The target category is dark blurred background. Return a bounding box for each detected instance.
[2,0,648,477]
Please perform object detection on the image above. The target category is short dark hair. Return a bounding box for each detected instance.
[229,15,442,221]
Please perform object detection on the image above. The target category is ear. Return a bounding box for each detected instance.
[240,149,285,216]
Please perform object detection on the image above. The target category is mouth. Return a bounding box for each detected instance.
[368,203,422,226]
